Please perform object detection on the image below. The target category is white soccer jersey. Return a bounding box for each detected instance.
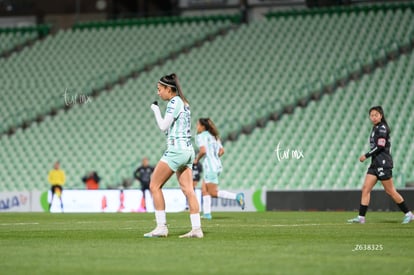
[196,131,223,173]
[165,96,192,150]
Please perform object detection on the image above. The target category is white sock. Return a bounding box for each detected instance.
[405,211,413,216]
[190,213,201,230]
[203,195,211,215]
[218,190,237,200]
[155,210,166,226]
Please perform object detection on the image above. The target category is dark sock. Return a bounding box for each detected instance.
[359,204,368,217]
[397,201,409,214]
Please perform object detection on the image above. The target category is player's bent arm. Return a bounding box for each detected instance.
[218,147,225,157]
[151,104,174,131]
[195,146,206,164]
[364,138,386,158]
[365,147,378,158]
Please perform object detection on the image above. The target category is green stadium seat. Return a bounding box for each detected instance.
[1,5,414,191]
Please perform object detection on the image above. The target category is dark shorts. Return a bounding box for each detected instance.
[51,185,63,194]
[367,165,392,181]
[141,182,150,192]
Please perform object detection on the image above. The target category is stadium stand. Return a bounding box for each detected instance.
[0,2,413,192]
[0,25,50,57]
[0,31,36,54]
[221,49,414,190]
[0,15,238,135]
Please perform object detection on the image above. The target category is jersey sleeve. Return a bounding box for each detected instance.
[152,104,174,131]
[134,167,141,181]
[196,133,208,148]
[166,97,182,119]
[61,171,66,185]
[375,125,387,147]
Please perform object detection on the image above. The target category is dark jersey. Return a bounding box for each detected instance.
[365,122,393,168]
[192,162,203,182]
[134,166,154,185]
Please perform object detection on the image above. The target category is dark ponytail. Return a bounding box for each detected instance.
[159,73,189,105]
[369,105,391,134]
[199,118,220,140]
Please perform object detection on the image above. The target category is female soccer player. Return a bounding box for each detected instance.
[144,73,203,238]
[348,106,413,224]
[194,118,245,220]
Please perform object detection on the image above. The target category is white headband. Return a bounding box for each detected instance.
[159,80,176,89]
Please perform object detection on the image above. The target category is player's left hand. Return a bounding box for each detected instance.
[359,155,366,162]
[151,103,160,112]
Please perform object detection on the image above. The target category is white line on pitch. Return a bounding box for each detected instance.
[271,223,321,227]
[203,223,341,228]
[0,222,39,226]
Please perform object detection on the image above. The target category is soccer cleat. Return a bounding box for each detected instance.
[236,193,245,210]
[402,213,414,224]
[347,216,365,224]
[143,225,168,238]
[179,228,204,238]
[202,213,212,220]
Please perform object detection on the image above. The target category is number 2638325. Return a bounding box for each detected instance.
[352,244,383,251]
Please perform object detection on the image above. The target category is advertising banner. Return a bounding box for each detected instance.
[48,189,202,213]
[211,189,265,212]
[0,188,265,212]
[0,191,31,212]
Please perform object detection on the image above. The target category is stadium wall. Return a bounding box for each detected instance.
[266,190,414,211]
[6,189,414,213]
[0,189,264,213]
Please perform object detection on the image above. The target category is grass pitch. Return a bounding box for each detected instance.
[0,211,413,275]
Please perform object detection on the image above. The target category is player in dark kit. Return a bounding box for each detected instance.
[348,106,413,224]
[192,161,203,188]
[185,161,202,210]
[134,157,154,212]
